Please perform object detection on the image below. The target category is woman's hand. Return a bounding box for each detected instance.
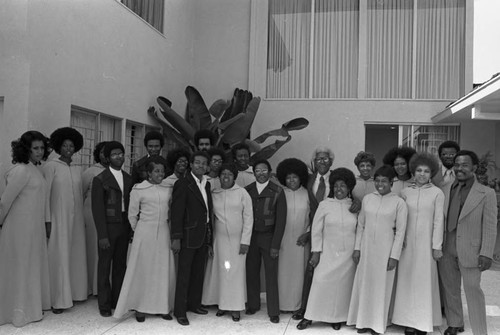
[309,252,320,268]
[349,198,362,214]
[432,249,443,261]
[387,257,398,271]
[296,232,310,246]
[352,250,360,265]
[270,248,279,259]
[171,239,181,254]
[239,244,249,255]
[207,245,214,258]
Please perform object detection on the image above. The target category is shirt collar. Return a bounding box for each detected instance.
[317,170,330,181]
[451,175,475,189]
[256,180,270,194]
[191,171,207,184]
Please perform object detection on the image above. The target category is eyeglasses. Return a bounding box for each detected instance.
[254,169,269,174]
[211,159,223,164]
[176,158,188,165]
[315,157,330,163]
[110,152,124,158]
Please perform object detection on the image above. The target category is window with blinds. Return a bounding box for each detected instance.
[266,0,465,100]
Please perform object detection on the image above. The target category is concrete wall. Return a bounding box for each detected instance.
[188,0,457,171]
[0,0,195,179]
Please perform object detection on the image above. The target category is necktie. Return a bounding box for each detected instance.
[315,176,326,202]
[447,183,462,232]
[444,169,454,184]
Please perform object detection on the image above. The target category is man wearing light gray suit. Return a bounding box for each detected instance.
[439,150,497,335]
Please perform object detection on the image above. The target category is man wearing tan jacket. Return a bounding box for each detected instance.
[439,150,497,335]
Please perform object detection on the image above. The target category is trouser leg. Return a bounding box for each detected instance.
[187,245,208,311]
[439,231,464,327]
[174,248,195,318]
[261,241,280,317]
[460,265,487,335]
[246,234,262,311]
[111,222,130,308]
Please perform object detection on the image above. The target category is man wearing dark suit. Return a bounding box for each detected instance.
[439,150,497,335]
[245,159,287,324]
[131,130,169,185]
[171,151,213,326]
[91,141,133,317]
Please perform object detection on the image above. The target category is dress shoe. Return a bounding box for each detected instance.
[270,315,280,323]
[52,308,64,315]
[444,327,464,335]
[176,316,190,326]
[297,319,312,330]
[415,331,427,335]
[331,322,341,330]
[371,330,380,335]
[292,309,305,320]
[405,327,416,335]
[135,312,145,322]
[99,309,111,317]
[161,314,172,320]
[216,310,226,317]
[245,308,259,315]
[357,329,370,334]
[232,311,240,322]
[189,307,208,315]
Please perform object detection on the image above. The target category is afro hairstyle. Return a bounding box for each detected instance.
[328,167,357,197]
[50,127,84,154]
[276,158,309,188]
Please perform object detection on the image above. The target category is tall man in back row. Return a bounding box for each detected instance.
[439,150,497,335]
[131,130,168,185]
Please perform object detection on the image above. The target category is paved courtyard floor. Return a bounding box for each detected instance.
[1,271,499,335]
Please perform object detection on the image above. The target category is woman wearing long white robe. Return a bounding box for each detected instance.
[301,168,358,330]
[202,164,253,321]
[0,131,51,327]
[347,165,407,335]
[44,127,88,312]
[392,153,444,334]
[114,160,176,322]
[275,158,313,312]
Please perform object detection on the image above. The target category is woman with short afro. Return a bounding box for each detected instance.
[275,158,316,313]
[43,127,88,313]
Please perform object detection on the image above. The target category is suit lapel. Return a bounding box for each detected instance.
[103,169,122,191]
[307,173,316,193]
[187,173,207,207]
[459,181,485,221]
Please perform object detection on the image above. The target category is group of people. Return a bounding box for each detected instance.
[0,127,497,335]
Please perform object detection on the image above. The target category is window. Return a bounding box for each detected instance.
[124,121,159,174]
[70,107,121,169]
[365,123,460,166]
[119,0,164,33]
[266,0,465,100]
[400,124,460,155]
